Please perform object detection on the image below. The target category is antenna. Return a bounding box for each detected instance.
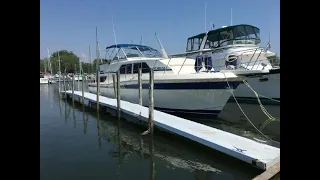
[231,8,233,26]
[155,33,168,58]
[268,30,271,49]
[96,27,99,59]
[96,27,102,64]
[112,15,117,46]
[205,2,207,31]
[140,36,143,45]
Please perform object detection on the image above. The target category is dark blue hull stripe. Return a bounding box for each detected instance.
[94,81,242,90]
[153,107,221,118]
[228,97,280,105]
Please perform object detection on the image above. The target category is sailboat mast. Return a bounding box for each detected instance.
[58,50,61,92]
[89,46,92,73]
[47,48,52,75]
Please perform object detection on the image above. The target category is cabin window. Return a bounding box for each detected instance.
[132,62,150,74]
[126,64,132,74]
[141,62,150,73]
[120,65,126,74]
[187,39,192,51]
[193,38,202,51]
[100,76,106,82]
[133,63,141,73]
[119,64,133,74]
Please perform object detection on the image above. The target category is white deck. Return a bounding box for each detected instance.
[64,90,280,170]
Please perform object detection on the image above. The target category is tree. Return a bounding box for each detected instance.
[40,49,112,74]
[40,59,46,72]
[92,58,110,72]
[49,50,80,73]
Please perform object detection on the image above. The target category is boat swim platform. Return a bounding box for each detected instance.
[62,90,280,171]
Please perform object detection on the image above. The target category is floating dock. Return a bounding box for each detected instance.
[63,90,280,171]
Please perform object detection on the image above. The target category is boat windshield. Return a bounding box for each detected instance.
[186,24,261,52]
[106,44,163,61]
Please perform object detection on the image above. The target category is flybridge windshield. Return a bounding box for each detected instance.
[106,44,163,61]
[186,24,261,52]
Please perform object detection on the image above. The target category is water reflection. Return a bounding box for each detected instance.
[97,111,102,150]
[89,113,260,179]
[54,84,263,180]
[73,103,76,129]
[83,107,87,134]
[149,136,156,180]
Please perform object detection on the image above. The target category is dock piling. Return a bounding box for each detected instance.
[138,68,142,105]
[63,70,66,98]
[116,70,121,118]
[142,69,154,135]
[81,69,84,105]
[72,73,75,105]
[112,74,117,98]
[96,65,100,111]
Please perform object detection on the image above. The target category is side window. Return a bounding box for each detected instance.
[133,63,141,73]
[120,65,126,74]
[132,62,150,73]
[141,62,150,73]
[126,64,132,74]
[100,76,106,82]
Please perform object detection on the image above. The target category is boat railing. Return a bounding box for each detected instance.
[163,47,269,74]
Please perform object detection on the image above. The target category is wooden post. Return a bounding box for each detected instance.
[63,70,66,98]
[72,72,75,105]
[112,74,117,98]
[148,69,154,134]
[116,70,121,118]
[96,64,100,111]
[77,72,80,91]
[81,69,85,105]
[58,51,61,97]
[142,69,154,135]
[138,68,142,105]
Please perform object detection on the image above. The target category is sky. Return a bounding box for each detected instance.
[40,0,280,62]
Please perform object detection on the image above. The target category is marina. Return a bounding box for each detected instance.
[40,1,280,179]
[63,89,280,171]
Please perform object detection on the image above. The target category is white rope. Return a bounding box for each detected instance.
[242,79,276,121]
[255,94,280,103]
[222,72,278,143]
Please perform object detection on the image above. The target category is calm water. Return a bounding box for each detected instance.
[40,83,279,180]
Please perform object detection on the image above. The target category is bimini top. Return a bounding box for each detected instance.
[186,24,261,52]
[105,44,163,61]
[106,44,150,49]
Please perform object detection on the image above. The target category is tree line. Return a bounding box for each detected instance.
[40,50,109,74]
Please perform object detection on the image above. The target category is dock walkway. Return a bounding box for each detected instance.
[64,90,280,171]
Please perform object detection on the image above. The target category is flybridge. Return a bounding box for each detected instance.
[186,24,261,52]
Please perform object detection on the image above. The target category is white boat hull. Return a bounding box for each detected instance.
[88,72,242,117]
[40,78,49,84]
[73,76,83,81]
[232,71,280,103]
[89,87,235,117]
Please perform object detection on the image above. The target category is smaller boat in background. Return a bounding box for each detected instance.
[40,72,49,84]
